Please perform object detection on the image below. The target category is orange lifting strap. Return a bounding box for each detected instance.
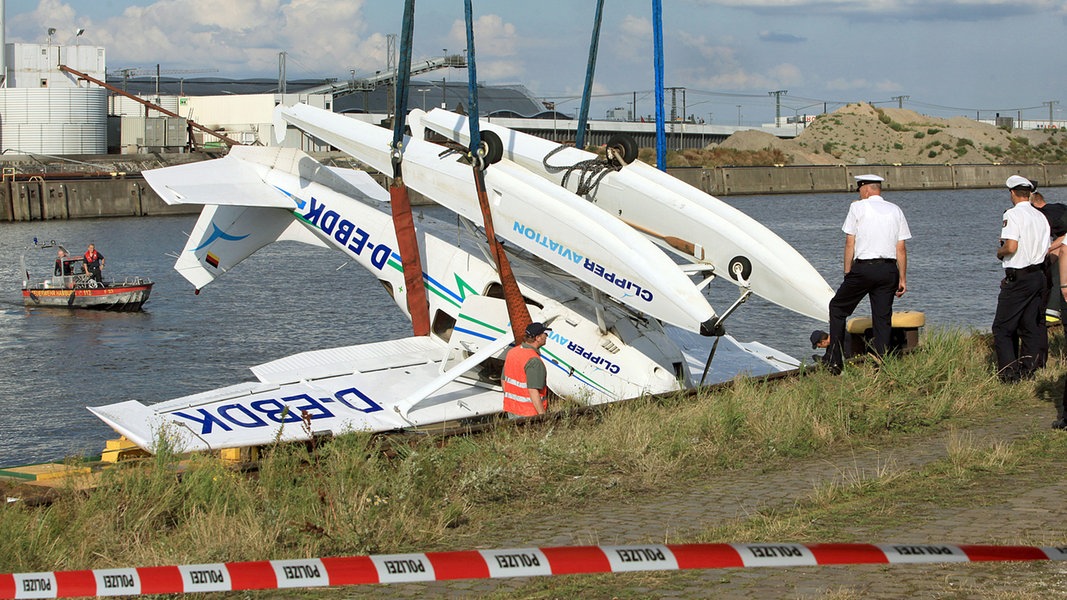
[471,163,531,344]
[389,176,431,336]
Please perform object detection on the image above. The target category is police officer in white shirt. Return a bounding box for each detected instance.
[825,174,911,373]
[993,175,1050,383]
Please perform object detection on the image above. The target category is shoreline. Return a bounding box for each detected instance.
[3,153,1066,221]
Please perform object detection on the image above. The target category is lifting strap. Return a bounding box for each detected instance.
[652,0,667,172]
[574,0,605,150]
[465,0,531,344]
[389,0,431,336]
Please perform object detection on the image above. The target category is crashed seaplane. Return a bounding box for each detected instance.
[88,108,803,455]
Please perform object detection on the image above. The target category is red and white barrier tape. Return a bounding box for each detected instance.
[3,543,1065,598]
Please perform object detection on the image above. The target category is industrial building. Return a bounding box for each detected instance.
[0,8,788,159]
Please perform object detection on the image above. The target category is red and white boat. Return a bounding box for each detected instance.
[20,241,153,311]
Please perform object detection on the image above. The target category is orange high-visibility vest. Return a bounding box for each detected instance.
[502,345,547,416]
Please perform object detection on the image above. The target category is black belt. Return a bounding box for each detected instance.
[854,258,896,265]
[1005,264,1044,276]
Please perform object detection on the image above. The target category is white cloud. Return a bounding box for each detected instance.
[9,0,379,77]
[675,32,802,92]
[687,0,1067,20]
[443,14,522,82]
[446,14,519,58]
[619,14,652,39]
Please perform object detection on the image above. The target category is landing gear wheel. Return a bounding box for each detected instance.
[479,130,503,165]
[727,256,752,282]
[606,133,638,167]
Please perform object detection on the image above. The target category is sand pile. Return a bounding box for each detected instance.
[715,102,1064,166]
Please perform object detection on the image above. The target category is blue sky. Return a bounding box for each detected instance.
[4,0,1065,125]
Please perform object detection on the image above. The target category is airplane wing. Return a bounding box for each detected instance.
[87,336,505,453]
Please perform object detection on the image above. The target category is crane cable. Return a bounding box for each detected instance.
[388,0,432,336]
[464,0,531,344]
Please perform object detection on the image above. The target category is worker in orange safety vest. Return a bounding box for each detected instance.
[502,322,550,417]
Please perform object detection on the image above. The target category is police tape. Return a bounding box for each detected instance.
[3,542,1065,598]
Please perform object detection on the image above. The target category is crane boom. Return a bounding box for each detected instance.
[59,64,241,147]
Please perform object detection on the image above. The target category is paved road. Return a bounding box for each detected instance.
[342,398,1066,598]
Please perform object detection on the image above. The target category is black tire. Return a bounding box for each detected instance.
[727,256,752,282]
[480,130,504,165]
[606,133,638,166]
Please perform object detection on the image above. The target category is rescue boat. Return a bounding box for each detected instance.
[20,240,153,311]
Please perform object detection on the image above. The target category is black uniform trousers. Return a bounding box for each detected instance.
[826,260,899,369]
[992,266,1046,381]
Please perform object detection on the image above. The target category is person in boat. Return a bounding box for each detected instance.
[824,174,911,375]
[502,322,550,417]
[54,246,73,276]
[83,243,105,283]
[993,176,1048,383]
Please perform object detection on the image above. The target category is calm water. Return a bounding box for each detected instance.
[1,187,1060,466]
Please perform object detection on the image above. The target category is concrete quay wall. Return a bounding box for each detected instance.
[1,177,198,221]
[697,163,1067,196]
[4,163,1067,221]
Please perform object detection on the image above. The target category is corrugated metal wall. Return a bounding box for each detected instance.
[0,87,107,154]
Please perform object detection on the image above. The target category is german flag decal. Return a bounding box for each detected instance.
[205,252,220,268]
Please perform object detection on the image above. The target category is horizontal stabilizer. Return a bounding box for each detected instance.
[144,155,293,208]
[144,146,388,209]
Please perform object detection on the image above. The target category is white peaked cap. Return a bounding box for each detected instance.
[1005,175,1034,190]
[854,174,885,183]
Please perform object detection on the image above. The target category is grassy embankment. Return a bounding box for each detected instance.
[2,328,1065,597]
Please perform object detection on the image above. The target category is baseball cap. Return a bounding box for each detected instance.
[525,322,552,337]
[810,329,829,349]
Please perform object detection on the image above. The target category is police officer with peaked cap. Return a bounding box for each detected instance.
[992,175,1049,382]
[824,174,911,373]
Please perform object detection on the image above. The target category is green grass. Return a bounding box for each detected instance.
[0,329,1060,597]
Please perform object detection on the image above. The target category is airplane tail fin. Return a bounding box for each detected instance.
[144,146,389,290]
[174,204,315,290]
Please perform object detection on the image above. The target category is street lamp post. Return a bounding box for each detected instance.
[546,98,579,142]
[545,101,558,141]
[788,102,824,135]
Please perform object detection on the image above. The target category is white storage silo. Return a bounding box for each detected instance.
[0,87,108,154]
